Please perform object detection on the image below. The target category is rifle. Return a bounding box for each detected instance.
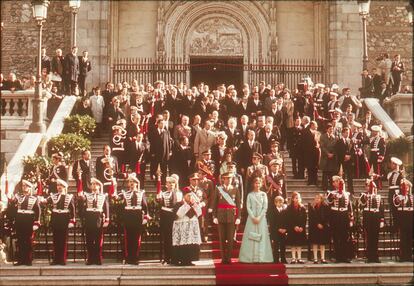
[43,208,51,263]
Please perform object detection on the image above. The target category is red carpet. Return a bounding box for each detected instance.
[214,260,288,285]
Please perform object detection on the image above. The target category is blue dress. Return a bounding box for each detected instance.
[239,191,274,263]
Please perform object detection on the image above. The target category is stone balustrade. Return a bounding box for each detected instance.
[383,93,413,135]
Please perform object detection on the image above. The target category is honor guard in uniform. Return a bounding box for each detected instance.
[265,159,286,206]
[387,157,403,227]
[111,122,127,173]
[359,178,384,263]
[79,178,109,265]
[116,174,148,265]
[369,125,386,188]
[72,150,92,194]
[393,179,413,262]
[10,180,41,266]
[46,179,75,265]
[263,140,283,169]
[212,172,241,264]
[196,150,216,183]
[47,152,68,194]
[100,157,117,197]
[327,176,353,263]
[183,173,208,241]
[157,176,179,264]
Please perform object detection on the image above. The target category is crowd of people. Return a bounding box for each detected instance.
[1,47,413,267]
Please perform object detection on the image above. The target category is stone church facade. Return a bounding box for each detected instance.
[1,0,412,92]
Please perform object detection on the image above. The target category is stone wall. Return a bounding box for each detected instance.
[328,1,363,93]
[367,1,412,87]
[0,1,71,78]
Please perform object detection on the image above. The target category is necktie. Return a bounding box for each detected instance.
[132,192,137,206]
[93,194,97,208]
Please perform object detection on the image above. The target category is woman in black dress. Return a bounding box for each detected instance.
[308,194,330,264]
[286,191,307,264]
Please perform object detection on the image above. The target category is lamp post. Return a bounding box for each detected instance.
[357,0,370,72]
[406,2,413,25]
[29,0,49,133]
[69,0,81,47]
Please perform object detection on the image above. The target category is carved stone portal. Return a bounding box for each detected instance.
[189,18,243,56]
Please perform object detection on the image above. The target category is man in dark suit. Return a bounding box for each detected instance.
[258,81,270,102]
[106,97,125,128]
[170,136,194,186]
[72,150,92,193]
[224,117,242,151]
[335,127,354,194]
[78,50,92,96]
[128,132,149,188]
[149,119,173,183]
[391,54,404,95]
[247,91,263,117]
[210,132,228,177]
[236,129,262,175]
[63,46,79,95]
[257,124,278,154]
[236,96,250,118]
[40,47,51,74]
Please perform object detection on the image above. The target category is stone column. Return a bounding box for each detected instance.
[76,0,110,87]
[328,1,363,92]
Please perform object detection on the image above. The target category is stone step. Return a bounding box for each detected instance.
[287,272,413,285]
[285,262,413,274]
[0,275,216,286]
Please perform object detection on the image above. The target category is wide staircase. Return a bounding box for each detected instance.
[2,133,413,285]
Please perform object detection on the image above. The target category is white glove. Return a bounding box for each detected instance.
[68,222,74,229]
[213,218,219,225]
[103,221,109,228]
[200,202,206,208]
[235,218,241,225]
[380,221,384,229]
[33,225,39,231]
[142,219,148,225]
[156,193,162,200]
[208,208,213,213]
[349,221,353,227]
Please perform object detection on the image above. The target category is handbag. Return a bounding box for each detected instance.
[50,72,62,82]
[248,231,262,242]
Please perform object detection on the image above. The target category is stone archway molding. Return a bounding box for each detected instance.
[158,1,275,62]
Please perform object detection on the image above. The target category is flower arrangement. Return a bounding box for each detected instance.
[48,133,91,164]
[63,114,96,138]
[22,155,51,186]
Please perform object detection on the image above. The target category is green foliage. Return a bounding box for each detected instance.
[63,114,96,138]
[386,136,412,158]
[22,155,51,185]
[48,133,91,164]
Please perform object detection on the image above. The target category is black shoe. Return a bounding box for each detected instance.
[25,262,32,266]
[297,259,305,264]
[321,259,328,264]
[313,260,318,264]
[344,259,351,263]
[290,259,297,264]
[59,262,66,266]
[96,260,102,265]
[281,258,288,264]
[14,262,23,266]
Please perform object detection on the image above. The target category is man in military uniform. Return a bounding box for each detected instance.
[116,174,148,265]
[350,122,369,179]
[47,152,68,194]
[359,178,384,263]
[263,140,283,167]
[327,176,353,263]
[387,157,403,227]
[264,159,286,205]
[212,172,241,264]
[72,150,92,194]
[10,180,41,266]
[245,152,268,198]
[97,156,118,197]
[369,125,386,188]
[393,179,413,262]
[196,150,216,183]
[46,179,75,265]
[157,176,179,264]
[79,178,109,265]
